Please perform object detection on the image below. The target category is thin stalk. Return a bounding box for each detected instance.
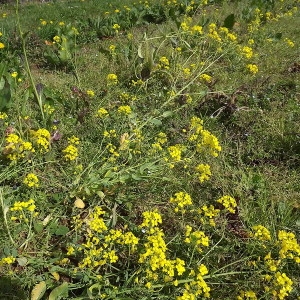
[0,188,15,245]
[16,0,45,121]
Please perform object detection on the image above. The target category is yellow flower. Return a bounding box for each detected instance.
[107,73,118,85]
[43,104,55,114]
[117,105,132,115]
[112,23,120,32]
[170,191,193,212]
[109,44,116,52]
[158,56,170,69]
[63,144,78,161]
[0,42,5,49]
[241,46,253,59]
[86,90,95,97]
[0,112,8,119]
[167,144,184,162]
[216,195,237,213]
[53,35,61,43]
[68,135,80,145]
[30,128,50,152]
[96,107,109,118]
[0,256,16,265]
[252,225,271,241]
[23,173,39,188]
[199,73,212,83]
[284,38,295,47]
[195,163,211,182]
[247,64,258,75]
[191,25,203,34]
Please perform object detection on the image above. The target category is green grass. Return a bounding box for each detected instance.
[0,0,300,299]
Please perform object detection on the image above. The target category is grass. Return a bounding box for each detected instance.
[0,0,300,299]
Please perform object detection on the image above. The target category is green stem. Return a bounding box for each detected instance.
[0,188,15,245]
[16,0,45,121]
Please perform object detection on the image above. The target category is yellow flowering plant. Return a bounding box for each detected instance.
[0,0,300,299]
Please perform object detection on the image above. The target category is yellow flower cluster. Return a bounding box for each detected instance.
[10,199,36,221]
[88,206,107,233]
[199,130,222,157]
[73,206,141,269]
[119,91,137,102]
[68,135,80,145]
[169,191,192,212]
[118,105,132,115]
[103,230,140,251]
[103,129,117,138]
[23,173,39,188]
[180,16,192,32]
[96,107,109,118]
[189,117,222,157]
[86,90,95,97]
[4,133,35,161]
[240,46,254,59]
[0,256,16,266]
[62,145,78,161]
[208,23,221,42]
[43,104,55,114]
[191,25,203,35]
[63,135,80,161]
[237,290,257,300]
[185,225,209,252]
[139,210,162,229]
[277,230,300,263]
[107,73,118,85]
[251,225,271,241]
[177,264,210,299]
[268,272,294,300]
[139,211,186,285]
[151,132,168,152]
[158,56,170,69]
[167,144,185,163]
[195,163,211,183]
[219,26,237,42]
[247,64,259,75]
[30,128,51,153]
[264,252,281,272]
[216,195,237,213]
[10,199,36,212]
[0,112,8,119]
[112,23,120,33]
[199,205,220,227]
[199,73,212,83]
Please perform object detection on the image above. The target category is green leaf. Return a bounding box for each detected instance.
[48,282,68,300]
[33,221,44,233]
[0,77,12,111]
[0,77,5,90]
[223,13,235,29]
[137,43,144,59]
[31,281,46,300]
[0,62,7,78]
[87,283,101,299]
[17,257,28,267]
[149,118,162,126]
[131,174,143,181]
[55,225,69,236]
[162,110,173,118]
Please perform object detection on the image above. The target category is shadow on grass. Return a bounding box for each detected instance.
[0,276,28,300]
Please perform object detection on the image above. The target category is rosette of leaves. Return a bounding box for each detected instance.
[43,24,78,69]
